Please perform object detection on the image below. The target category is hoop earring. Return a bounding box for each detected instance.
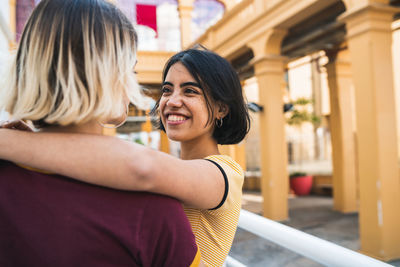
[216,117,223,128]
[98,104,130,129]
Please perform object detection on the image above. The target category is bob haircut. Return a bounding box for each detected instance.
[0,0,147,128]
[153,49,250,145]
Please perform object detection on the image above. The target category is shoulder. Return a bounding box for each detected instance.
[138,194,190,231]
[205,155,244,177]
[141,194,185,216]
[204,155,244,211]
[139,194,193,240]
[138,194,198,266]
[205,155,244,186]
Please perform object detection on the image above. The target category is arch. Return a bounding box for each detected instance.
[248,29,288,59]
[216,0,235,10]
[341,0,390,10]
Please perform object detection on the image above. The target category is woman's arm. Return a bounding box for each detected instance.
[0,129,225,209]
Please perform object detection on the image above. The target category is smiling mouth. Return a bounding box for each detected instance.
[166,114,188,124]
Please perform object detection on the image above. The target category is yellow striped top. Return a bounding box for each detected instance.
[184,155,244,267]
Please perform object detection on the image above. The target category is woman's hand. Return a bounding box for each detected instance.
[0,120,34,132]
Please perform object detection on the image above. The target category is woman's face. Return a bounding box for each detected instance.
[159,62,216,143]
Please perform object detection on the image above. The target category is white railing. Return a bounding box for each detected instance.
[225,256,246,267]
[226,209,392,267]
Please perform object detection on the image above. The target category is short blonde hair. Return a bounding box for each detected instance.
[0,0,147,127]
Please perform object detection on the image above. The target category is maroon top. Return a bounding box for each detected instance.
[0,160,199,267]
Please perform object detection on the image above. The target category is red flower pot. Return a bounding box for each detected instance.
[290,175,313,196]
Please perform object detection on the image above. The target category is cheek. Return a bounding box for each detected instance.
[158,100,166,121]
[158,98,166,112]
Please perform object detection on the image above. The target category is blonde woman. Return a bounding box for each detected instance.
[0,11,250,267]
[0,0,203,266]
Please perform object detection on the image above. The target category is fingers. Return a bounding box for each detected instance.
[0,120,34,131]
[0,120,11,128]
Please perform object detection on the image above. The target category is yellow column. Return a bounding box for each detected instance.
[219,143,247,170]
[9,0,16,49]
[159,131,170,153]
[177,0,194,49]
[141,112,152,133]
[340,2,400,260]
[325,48,358,213]
[233,142,246,171]
[102,127,116,136]
[248,29,288,221]
[392,19,400,160]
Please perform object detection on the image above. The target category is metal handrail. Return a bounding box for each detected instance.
[225,256,246,267]
[226,209,392,267]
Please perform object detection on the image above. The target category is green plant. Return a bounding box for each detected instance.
[134,138,145,145]
[289,172,307,179]
[286,97,320,127]
[286,97,321,179]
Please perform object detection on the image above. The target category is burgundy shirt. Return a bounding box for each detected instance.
[0,160,199,267]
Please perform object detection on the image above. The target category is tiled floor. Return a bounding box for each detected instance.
[228,191,400,267]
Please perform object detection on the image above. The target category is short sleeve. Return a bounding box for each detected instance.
[205,155,244,213]
[187,155,243,266]
[138,195,200,267]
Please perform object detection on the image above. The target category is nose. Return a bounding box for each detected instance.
[166,92,183,108]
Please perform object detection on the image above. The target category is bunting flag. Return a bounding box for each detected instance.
[136,4,158,37]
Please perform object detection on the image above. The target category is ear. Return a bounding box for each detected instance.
[216,102,229,119]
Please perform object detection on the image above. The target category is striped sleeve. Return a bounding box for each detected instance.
[185,155,244,267]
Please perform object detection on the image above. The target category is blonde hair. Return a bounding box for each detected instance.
[0,0,147,127]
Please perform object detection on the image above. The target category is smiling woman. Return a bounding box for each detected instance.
[0,48,250,266]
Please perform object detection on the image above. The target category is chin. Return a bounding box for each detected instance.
[166,134,183,142]
[165,131,188,142]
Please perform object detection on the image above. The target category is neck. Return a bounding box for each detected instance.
[40,120,103,135]
[180,136,220,160]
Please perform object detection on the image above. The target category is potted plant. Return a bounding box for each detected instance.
[289,172,313,196]
[286,97,320,196]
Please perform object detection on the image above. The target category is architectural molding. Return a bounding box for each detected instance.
[194,0,336,58]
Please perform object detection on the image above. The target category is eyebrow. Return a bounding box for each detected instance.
[162,81,202,89]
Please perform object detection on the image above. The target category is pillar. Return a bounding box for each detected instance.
[159,131,170,153]
[340,1,400,260]
[102,127,116,136]
[9,0,16,49]
[310,53,323,160]
[325,48,358,213]
[392,19,400,160]
[248,29,288,221]
[219,143,247,170]
[177,0,194,49]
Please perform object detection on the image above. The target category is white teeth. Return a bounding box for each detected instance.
[167,115,186,122]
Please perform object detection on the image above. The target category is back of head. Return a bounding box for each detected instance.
[0,0,146,128]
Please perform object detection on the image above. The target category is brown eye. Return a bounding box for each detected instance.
[185,88,199,94]
[161,87,171,94]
